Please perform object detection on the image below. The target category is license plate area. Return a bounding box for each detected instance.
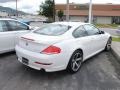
[22,57,29,65]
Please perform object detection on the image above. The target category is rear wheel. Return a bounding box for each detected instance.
[105,38,112,51]
[67,50,83,73]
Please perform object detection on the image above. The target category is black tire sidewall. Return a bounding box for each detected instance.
[105,38,112,51]
[67,50,83,74]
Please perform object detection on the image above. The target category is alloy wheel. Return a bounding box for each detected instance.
[106,38,112,50]
[71,52,83,72]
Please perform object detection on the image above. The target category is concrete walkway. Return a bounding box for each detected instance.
[111,41,120,61]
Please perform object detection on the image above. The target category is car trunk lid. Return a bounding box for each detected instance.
[19,33,65,53]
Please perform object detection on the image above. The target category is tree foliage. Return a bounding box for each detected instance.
[58,10,63,18]
[57,10,64,21]
[39,0,54,19]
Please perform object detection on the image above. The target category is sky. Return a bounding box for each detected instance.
[0,0,120,14]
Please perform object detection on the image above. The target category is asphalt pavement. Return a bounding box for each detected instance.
[100,28,119,36]
[0,51,120,90]
[112,42,120,62]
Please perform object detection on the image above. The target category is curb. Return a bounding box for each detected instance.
[111,47,120,62]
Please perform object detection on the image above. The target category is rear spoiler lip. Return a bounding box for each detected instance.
[21,37,35,41]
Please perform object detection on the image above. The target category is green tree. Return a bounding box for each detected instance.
[57,10,64,21]
[39,0,55,22]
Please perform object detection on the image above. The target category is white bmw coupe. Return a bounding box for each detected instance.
[15,22,112,73]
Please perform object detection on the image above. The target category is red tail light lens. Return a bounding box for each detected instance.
[41,45,61,54]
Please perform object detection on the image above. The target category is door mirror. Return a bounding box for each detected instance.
[27,26,30,30]
[99,30,105,34]
[28,26,34,30]
[29,26,39,30]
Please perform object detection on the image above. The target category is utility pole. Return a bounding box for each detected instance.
[88,0,92,23]
[16,0,18,18]
[53,0,55,22]
[66,0,69,21]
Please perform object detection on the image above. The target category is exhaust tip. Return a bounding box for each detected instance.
[40,68,46,72]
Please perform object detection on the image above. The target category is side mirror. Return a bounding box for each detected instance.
[27,26,30,30]
[99,30,105,34]
[29,26,39,30]
[28,26,33,30]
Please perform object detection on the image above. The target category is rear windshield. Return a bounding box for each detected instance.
[34,24,71,36]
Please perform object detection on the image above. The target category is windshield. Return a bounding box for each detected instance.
[34,24,71,36]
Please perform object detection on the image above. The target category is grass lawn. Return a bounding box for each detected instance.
[95,24,120,29]
[112,37,120,42]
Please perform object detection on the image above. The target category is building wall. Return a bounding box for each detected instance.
[70,16,112,24]
[96,16,112,24]
[56,4,120,24]
[55,15,112,24]
[55,15,86,22]
[69,16,86,22]
[56,4,120,11]
[0,11,8,17]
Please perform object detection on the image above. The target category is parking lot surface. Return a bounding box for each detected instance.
[101,28,119,36]
[0,51,120,90]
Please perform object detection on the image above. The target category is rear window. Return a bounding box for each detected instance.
[34,24,71,36]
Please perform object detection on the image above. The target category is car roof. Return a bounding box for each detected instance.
[0,18,29,26]
[0,18,16,21]
[52,22,89,27]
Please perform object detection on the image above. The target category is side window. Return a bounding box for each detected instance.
[7,20,29,31]
[0,21,8,32]
[84,24,99,35]
[73,26,88,38]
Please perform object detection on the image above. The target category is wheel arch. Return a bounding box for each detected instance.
[67,48,84,64]
[74,48,83,55]
[66,48,84,73]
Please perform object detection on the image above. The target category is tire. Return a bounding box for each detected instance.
[67,50,83,74]
[105,37,112,51]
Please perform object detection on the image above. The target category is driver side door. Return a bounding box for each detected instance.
[6,20,30,46]
[83,24,106,54]
[0,20,15,53]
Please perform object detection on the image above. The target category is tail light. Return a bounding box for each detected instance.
[41,45,61,54]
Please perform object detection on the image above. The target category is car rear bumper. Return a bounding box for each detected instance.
[15,45,67,72]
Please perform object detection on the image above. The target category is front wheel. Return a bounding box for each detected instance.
[105,37,112,51]
[67,50,83,74]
